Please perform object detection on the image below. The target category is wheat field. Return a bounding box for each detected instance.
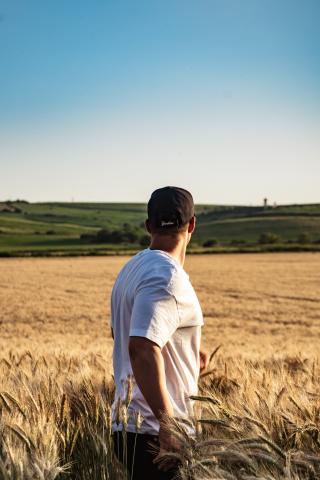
[1,253,320,479]
[2,253,320,360]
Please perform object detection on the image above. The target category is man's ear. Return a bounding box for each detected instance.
[145,218,152,234]
[188,216,196,233]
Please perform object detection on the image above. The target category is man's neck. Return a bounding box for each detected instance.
[149,234,188,267]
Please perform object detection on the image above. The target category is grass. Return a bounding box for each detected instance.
[1,201,320,255]
[0,234,137,254]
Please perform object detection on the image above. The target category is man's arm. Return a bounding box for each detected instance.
[128,336,174,420]
[129,336,181,471]
[127,286,183,470]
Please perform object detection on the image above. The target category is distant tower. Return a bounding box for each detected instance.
[263,198,268,209]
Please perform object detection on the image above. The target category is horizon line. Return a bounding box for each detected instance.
[1,199,320,208]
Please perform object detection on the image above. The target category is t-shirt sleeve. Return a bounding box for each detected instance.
[129,283,180,348]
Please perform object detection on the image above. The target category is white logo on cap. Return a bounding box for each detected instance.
[161,220,175,226]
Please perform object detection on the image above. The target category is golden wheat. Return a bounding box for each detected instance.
[0,352,319,478]
[1,253,320,478]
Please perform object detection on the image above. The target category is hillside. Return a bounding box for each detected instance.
[193,204,320,243]
[0,201,319,255]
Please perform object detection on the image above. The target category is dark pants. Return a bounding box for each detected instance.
[112,431,180,480]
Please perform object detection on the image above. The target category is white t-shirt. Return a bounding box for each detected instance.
[110,248,204,435]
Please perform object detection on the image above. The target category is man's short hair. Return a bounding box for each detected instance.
[147,186,194,234]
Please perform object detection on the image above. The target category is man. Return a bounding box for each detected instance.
[110,186,208,480]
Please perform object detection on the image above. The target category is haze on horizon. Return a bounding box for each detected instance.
[1,1,319,205]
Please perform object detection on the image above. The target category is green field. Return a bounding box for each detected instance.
[0,201,319,255]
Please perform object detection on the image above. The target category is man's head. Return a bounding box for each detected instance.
[145,186,196,241]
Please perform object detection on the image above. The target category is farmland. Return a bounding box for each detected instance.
[1,253,320,478]
[0,201,320,255]
[2,253,320,359]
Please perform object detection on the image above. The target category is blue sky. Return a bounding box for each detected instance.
[1,0,319,204]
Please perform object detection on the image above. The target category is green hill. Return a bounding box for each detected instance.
[193,205,320,243]
[0,201,319,255]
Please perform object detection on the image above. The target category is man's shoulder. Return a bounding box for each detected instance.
[114,249,189,292]
[134,249,187,287]
[146,253,189,295]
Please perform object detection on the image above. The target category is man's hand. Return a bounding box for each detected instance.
[153,424,182,472]
[199,349,209,373]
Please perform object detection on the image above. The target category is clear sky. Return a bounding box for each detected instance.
[1,0,319,204]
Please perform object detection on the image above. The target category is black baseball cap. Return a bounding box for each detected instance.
[147,186,195,229]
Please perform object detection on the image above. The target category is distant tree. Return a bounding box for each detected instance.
[46,230,56,235]
[259,232,279,244]
[110,230,125,243]
[230,239,246,245]
[80,233,96,242]
[95,227,140,244]
[297,233,311,244]
[96,229,113,243]
[139,235,150,247]
[203,238,218,247]
[121,230,139,243]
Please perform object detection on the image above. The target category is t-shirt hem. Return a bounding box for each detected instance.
[112,423,197,438]
[112,423,160,435]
